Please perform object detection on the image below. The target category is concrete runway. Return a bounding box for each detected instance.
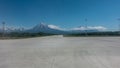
[0,36,120,68]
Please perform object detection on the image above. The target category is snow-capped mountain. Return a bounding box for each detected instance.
[72,26,106,31]
[69,26,107,34]
[0,27,25,33]
[0,23,107,35]
[26,23,67,34]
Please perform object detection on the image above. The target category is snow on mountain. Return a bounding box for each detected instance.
[27,23,67,34]
[0,27,25,33]
[68,26,107,34]
[33,23,62,30]
[0,23,107,35]
[72,26,107,31]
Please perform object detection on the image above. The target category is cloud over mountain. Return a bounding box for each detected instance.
[48,25,62,30]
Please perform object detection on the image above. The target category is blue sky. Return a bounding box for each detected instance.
[0,0,120,30]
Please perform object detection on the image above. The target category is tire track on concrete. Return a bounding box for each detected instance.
[50,56,56,68]
[49,48,57,68]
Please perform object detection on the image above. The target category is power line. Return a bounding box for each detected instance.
[85,18,88,36]
[117,18,120,32]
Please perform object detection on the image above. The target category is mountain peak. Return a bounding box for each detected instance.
[33,23,48,29]
[39,22,47,26]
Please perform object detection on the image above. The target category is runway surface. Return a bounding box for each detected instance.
[0,36,120,68]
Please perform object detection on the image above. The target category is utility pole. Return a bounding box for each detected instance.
[2,22,5,38]
[85,18,88,36]
[117,18,120,34]
[118,19,120,31]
